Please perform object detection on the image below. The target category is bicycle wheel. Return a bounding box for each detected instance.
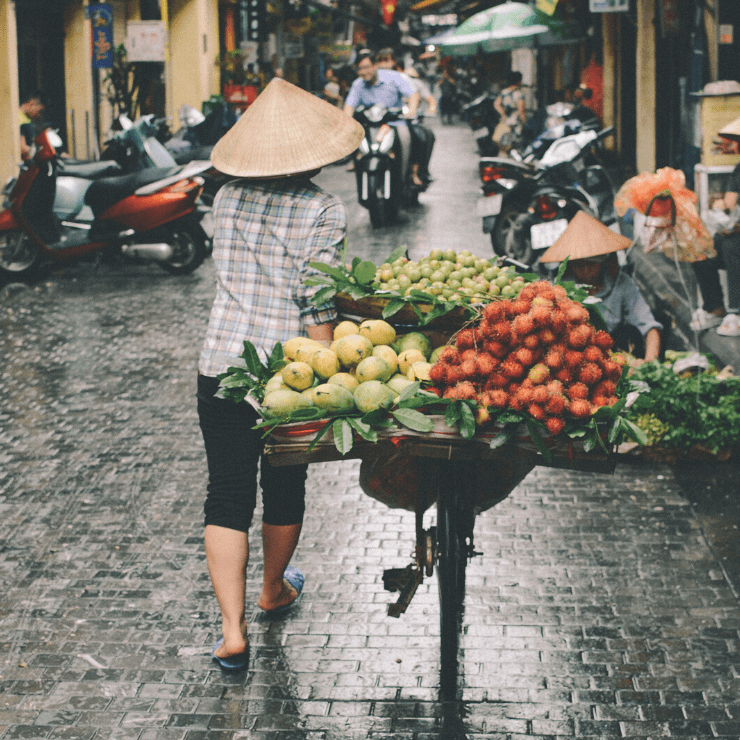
[436,462,468,697]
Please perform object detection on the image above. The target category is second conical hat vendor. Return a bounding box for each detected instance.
[196,78,364,672]
[540,211,663,363]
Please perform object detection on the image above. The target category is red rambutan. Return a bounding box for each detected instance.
[485,372,509,389]
[429,363,447,385]
[456,328,476,350]
[546,380,564,395]
[482,301,507,323]
[488,321,513,344]
[567,382,589,400]
[502,359,525,379]
[584,345,604,364]
[546,393,567,415]
[461,348,478,363]
[515,385,534,405]
[486,389,509,409]
[555,368,573,384]
[530,304,552,327]
[549,309,568,335]
[515,347,536,367]
[460,359,478,380]
[443,387,457,399]
[602,359,622,381]
[564,302,590,325]
[454,381,478,400]
[438,346,461,365]
[545,416,566,436]
[475,353,499,377]
[483,340,509,358]
[545,348,563,370]
[512,314,535,336]
[427,386,442,397]
[538,327,557,345]
[593,380,617,398]
[518,284,538,302]
[533,282,556,301]
[508,394,525,411]
[523,333,540,350]
[578,362,603,386]
[569,398,592,419]
[591,395,610,408]
[567,324,592,349]
[511,298,532,316]
[592,330,614,351]
[527,403,547,421]
[564,349,584,369]
[551,284,568,301]
[532,385,549,405]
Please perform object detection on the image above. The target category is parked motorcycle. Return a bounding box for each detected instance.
[503,127,618,275]
[462,93,500,157]
[165,103,238,164]
[352,104,431,228]
[0,127,211,279]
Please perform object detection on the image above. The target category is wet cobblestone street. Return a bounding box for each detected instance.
[2,121,740,739]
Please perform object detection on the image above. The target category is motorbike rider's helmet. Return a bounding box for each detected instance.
[211,78,363,179]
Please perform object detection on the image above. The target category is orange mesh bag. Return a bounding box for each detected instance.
[614,167,715,262]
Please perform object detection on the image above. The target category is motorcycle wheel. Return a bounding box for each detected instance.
[503,212,536,267]
[0,230,43,278]
[367,173,389,228]
[490,201,527,257]
[159,223,207,275]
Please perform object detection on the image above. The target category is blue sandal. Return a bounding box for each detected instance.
[211,638,250,672]
[261,566,304,615]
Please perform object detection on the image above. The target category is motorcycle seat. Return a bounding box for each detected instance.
[85,166,182,216]
[173,145,213,166]
[59,160,123,179]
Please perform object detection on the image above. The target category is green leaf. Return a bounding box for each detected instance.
[332,417,354,455]
[445,402,461,428]
[306,419,334,452]
[388,246,407,263]
[526,418,551,463]
[392,408,435,432]
[382,298,407,319]
[458,402,476,439]
[312,286,337,306]
[620,417,649,446]
[490,424,515,450]
[347,416,378,443]
[361,408,391,426]
[353,260,378,285]
[219,374,252,388]
[308,261,348,280]
[286,406,326,421]
[554,257,569,284]
[268,343,285,373]
[241,341,266,379]
[398,381,421,403]
[408,289,437,303]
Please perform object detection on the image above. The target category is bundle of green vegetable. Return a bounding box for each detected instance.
[624,353,740,454]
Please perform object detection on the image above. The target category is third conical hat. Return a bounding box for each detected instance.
[719,115,740,139]
[539,211,631,263]
[211,78,364,178]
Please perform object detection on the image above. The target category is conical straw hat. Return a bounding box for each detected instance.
[718,115,740,139]
[211,78,364,178]
[539,211,632,263]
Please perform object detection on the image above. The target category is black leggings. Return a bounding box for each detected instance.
[197,374,308,532]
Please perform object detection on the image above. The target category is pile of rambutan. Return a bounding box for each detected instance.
[427,280,625,436]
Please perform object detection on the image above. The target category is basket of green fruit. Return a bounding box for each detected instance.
[306,246,530,330]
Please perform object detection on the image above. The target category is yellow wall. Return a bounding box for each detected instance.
[601,13,617,153]
[635,0,656,173]
[169,0,220,123]
[64,2,96,159]
[0,0,20,185]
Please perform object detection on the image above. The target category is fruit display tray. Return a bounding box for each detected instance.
[264,415,616,475]
[335,293,474,330]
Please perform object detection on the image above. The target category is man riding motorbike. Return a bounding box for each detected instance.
[343,50,422,186]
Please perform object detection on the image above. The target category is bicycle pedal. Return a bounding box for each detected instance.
[382,565,413,593]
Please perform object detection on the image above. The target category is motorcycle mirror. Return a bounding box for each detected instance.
[47,129,64,149]
[119,115,134,130]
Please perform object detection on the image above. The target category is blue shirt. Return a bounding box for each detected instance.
[345,69,415,111]
[199,178,345,377]
[595,269,663,338]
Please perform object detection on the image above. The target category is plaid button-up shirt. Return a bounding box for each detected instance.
[199,177,345,377]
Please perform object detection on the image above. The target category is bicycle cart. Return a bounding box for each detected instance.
[264,416,615,698]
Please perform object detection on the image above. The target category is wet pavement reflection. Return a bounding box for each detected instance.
[1,120,740,738]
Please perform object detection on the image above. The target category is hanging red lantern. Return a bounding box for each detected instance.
[381,0,397,26]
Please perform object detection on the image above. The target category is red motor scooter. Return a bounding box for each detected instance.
[0,128,211,278]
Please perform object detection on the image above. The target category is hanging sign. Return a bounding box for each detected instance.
[589,0,628,11]
[88,3,114,69]
[382,0,398,26]
[126,21,167,62]
[720,25,734,44]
